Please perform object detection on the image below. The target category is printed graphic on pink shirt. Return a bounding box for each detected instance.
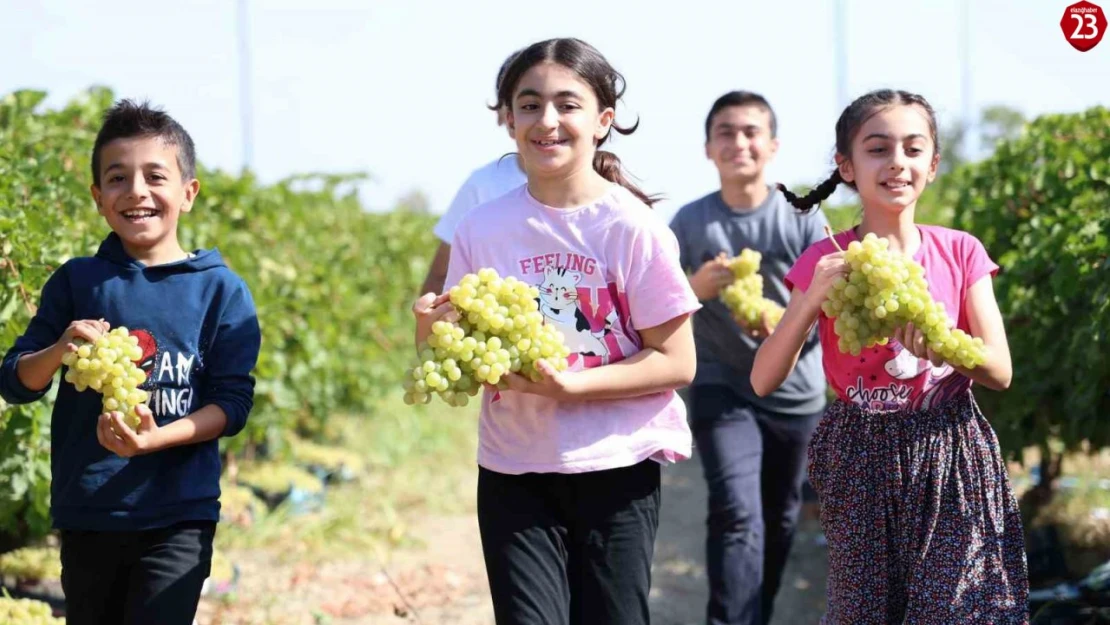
[839,339,970,412]
[518,252,632,369]
[787,225,998,413]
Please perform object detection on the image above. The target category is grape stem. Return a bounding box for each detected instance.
[824,225,845,253]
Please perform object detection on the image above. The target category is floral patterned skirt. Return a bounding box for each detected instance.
[808,390,1029,624]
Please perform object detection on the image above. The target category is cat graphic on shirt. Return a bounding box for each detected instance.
[536,266,617,364]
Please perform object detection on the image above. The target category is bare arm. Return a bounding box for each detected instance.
[951,276,1012,390]
[563,314,696,400]
[16,345,67,392]
[98,403,231,458]
[412,292,458,354]
[688,254,734,301]
[751,287,822,397]
[503,313,697,401]
[751,251,848,397]
[419,242,452,297]
[897,275,1012,391]
[420,242,452,297]
[153,404,229,448]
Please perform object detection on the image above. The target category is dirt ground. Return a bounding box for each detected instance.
[197,448,829,625]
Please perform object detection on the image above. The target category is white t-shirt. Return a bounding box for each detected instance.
[433,154,527,244]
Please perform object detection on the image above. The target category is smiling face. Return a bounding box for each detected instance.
[91,136,198,258]
[506,61,614,178]
[837,104,940,215]
[705,104,779,183]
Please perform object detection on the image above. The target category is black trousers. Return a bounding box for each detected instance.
[689,385,822,625]
[60,520,216,625]
[477,460,661,625]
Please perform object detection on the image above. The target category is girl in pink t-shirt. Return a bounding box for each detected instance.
[751,90,1028,623]
[411,38,700,624]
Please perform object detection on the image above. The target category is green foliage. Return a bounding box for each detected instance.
[0,89,436,542]
[951,107,1110,456]
[0,88,110,540]
[979,105,1028,152]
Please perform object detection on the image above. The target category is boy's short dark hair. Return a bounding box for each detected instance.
[91,99,197,185]
[704,91,778,142]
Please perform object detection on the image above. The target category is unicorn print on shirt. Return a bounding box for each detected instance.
[536,266,618,364]
[884,340,966,410]
[884,341,949,381]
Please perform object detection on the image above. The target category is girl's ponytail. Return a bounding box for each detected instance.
[777,170,842,213]
[593,150,660,208]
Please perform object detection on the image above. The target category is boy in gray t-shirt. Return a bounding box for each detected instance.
[669,91,829,625]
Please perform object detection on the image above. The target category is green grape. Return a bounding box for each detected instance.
[823,232,986,367]
[403,268,573,407]
[0,546,62,582]
[62,326,151,430]
[719,248,786,330]
[0,596,64,624]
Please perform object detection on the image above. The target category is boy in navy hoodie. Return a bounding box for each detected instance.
[0,100,261,625]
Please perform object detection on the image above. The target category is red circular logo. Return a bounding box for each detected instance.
[1061,0,1107,52]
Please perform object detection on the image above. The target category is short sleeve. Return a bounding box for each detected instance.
[783,241,830,294]
[962,233,1000,291]
[625,226,701,331]
[667,209,691,273]
[433,179,482,244]
[443,220,475,291]
[801,206,832,249]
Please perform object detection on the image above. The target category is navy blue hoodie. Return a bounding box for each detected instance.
[0,233,261,531]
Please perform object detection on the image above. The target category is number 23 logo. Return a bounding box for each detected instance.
[1060,1,1107,52]
[1070,12,1100,38]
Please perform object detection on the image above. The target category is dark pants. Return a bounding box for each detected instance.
[477,460,661,625]
[60,520,216,625]
[690,385,822,625]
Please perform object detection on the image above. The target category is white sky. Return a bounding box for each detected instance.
[3,0,1108,223]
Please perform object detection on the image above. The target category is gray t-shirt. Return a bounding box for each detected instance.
[669,187,829,416]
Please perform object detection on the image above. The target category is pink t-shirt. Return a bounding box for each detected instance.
[445,184,702,475]
[784,225,999,412]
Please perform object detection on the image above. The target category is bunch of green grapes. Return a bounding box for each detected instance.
[726,248,761,278]
[720,249,785,328]
[61,326,150,430]
[821,231,986,368]
[404,268,572,407]
[0,546,61,582]
[0,595,63,624]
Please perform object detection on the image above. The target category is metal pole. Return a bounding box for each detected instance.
[835,0,849,110]
[237,0,254,172]
[959,0,975,161]
[832,0,849,204]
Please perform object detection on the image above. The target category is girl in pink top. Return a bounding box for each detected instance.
[411,38,700,625]
[751,90,1028,624]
